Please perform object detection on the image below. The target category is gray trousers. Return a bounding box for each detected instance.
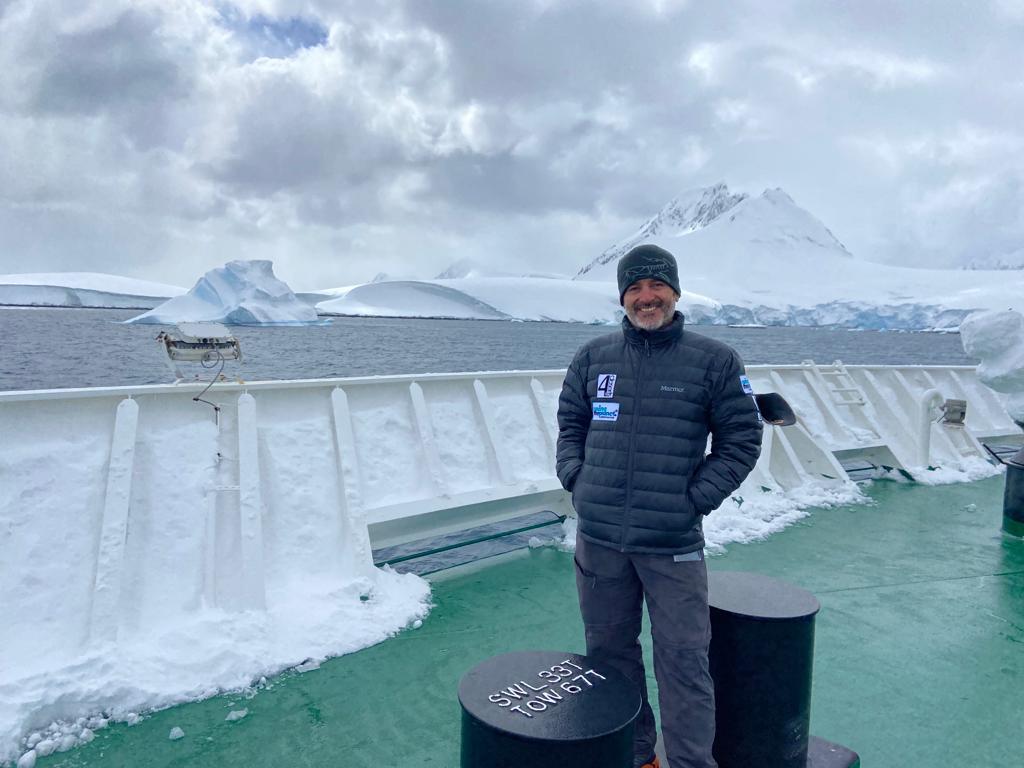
[574,534,717,768]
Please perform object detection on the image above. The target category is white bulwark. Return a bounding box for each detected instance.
[1,363,1020,651]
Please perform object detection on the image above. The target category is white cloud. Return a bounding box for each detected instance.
[764,45,942,92]
[647,0,690,16]
[831,49,940,88]
[845,125,1024,172]
[0,0,1020,285]
[713,98,767,139]
[687,42,729,85]
[992,0,1024,21]
[438,102,522,156]
[763,55,823,92]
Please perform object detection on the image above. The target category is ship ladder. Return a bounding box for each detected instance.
[813,361,866,406]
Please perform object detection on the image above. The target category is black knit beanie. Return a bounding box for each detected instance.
[616,244,680,305]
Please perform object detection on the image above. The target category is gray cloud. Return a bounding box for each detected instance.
[0,0,1022,286]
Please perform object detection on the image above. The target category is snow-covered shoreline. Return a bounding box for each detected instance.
[0,275,186,312]
[4,185,1021,329]
[2,270,1016,331]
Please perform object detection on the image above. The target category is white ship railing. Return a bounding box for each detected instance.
[1,364,1020,646]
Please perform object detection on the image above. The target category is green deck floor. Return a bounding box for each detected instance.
[34,476,1024,767]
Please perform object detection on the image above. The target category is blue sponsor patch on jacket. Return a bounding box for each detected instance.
[592,402,620,421]
[739,375,754,394]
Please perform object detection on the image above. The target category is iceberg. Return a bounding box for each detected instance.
[127,260,321,326]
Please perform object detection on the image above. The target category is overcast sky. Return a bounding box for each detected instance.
[1,0,1022,289]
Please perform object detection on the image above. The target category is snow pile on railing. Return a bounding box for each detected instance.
[960,310,1024,424]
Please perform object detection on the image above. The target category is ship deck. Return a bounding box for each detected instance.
[34,475,1024,768]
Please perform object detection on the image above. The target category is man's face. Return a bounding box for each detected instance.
[623,278,678,330]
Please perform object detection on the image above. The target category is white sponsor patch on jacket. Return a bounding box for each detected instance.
[739,375,754,394]
[592,402,620,421]
[596,373,617,398]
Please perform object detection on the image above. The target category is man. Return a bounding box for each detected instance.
[555,244,763,768]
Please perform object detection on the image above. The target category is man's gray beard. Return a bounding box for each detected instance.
[627,303,671,330]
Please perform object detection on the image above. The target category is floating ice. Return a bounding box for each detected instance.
[127,260,321,326]
[225,709,248,722]
[169,727,185,741]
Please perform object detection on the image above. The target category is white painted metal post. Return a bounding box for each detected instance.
[797,368,853,441]
[917,389,944,467]
[330,387,376,580]
[528,378,557,464]
[768,425,815,490]
[408,381,448,494]
[237,393,266,610]
[89,397,139,645]
[855,369,916,469]
[473,379,515,485]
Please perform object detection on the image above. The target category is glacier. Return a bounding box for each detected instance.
[0,272,184,309]
[127,260,321,326]
[5,184,1021,329]
[316,276,718,324]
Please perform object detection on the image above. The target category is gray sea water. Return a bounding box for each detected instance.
[0,306,975,392]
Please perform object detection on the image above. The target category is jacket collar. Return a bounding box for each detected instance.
[622,311,685,347]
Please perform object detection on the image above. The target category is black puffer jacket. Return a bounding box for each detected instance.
[556,313,762,554]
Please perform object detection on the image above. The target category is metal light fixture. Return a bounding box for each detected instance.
[940,398,967,426]
[156,322,242,382]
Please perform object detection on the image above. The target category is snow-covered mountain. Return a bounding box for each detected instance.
[127,260,321,325]
[435,258,486,280]
[578,184,1022,329]
[580,183,759,275]
[0,272,184,309]
[964,254,1024,271]
[5,184,1022,329]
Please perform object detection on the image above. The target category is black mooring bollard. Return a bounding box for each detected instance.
[708,571,859,768]
[459,650,640,768]
[1002,445,1024,538]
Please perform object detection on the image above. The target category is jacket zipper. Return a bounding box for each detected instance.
[620,338,648,550]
